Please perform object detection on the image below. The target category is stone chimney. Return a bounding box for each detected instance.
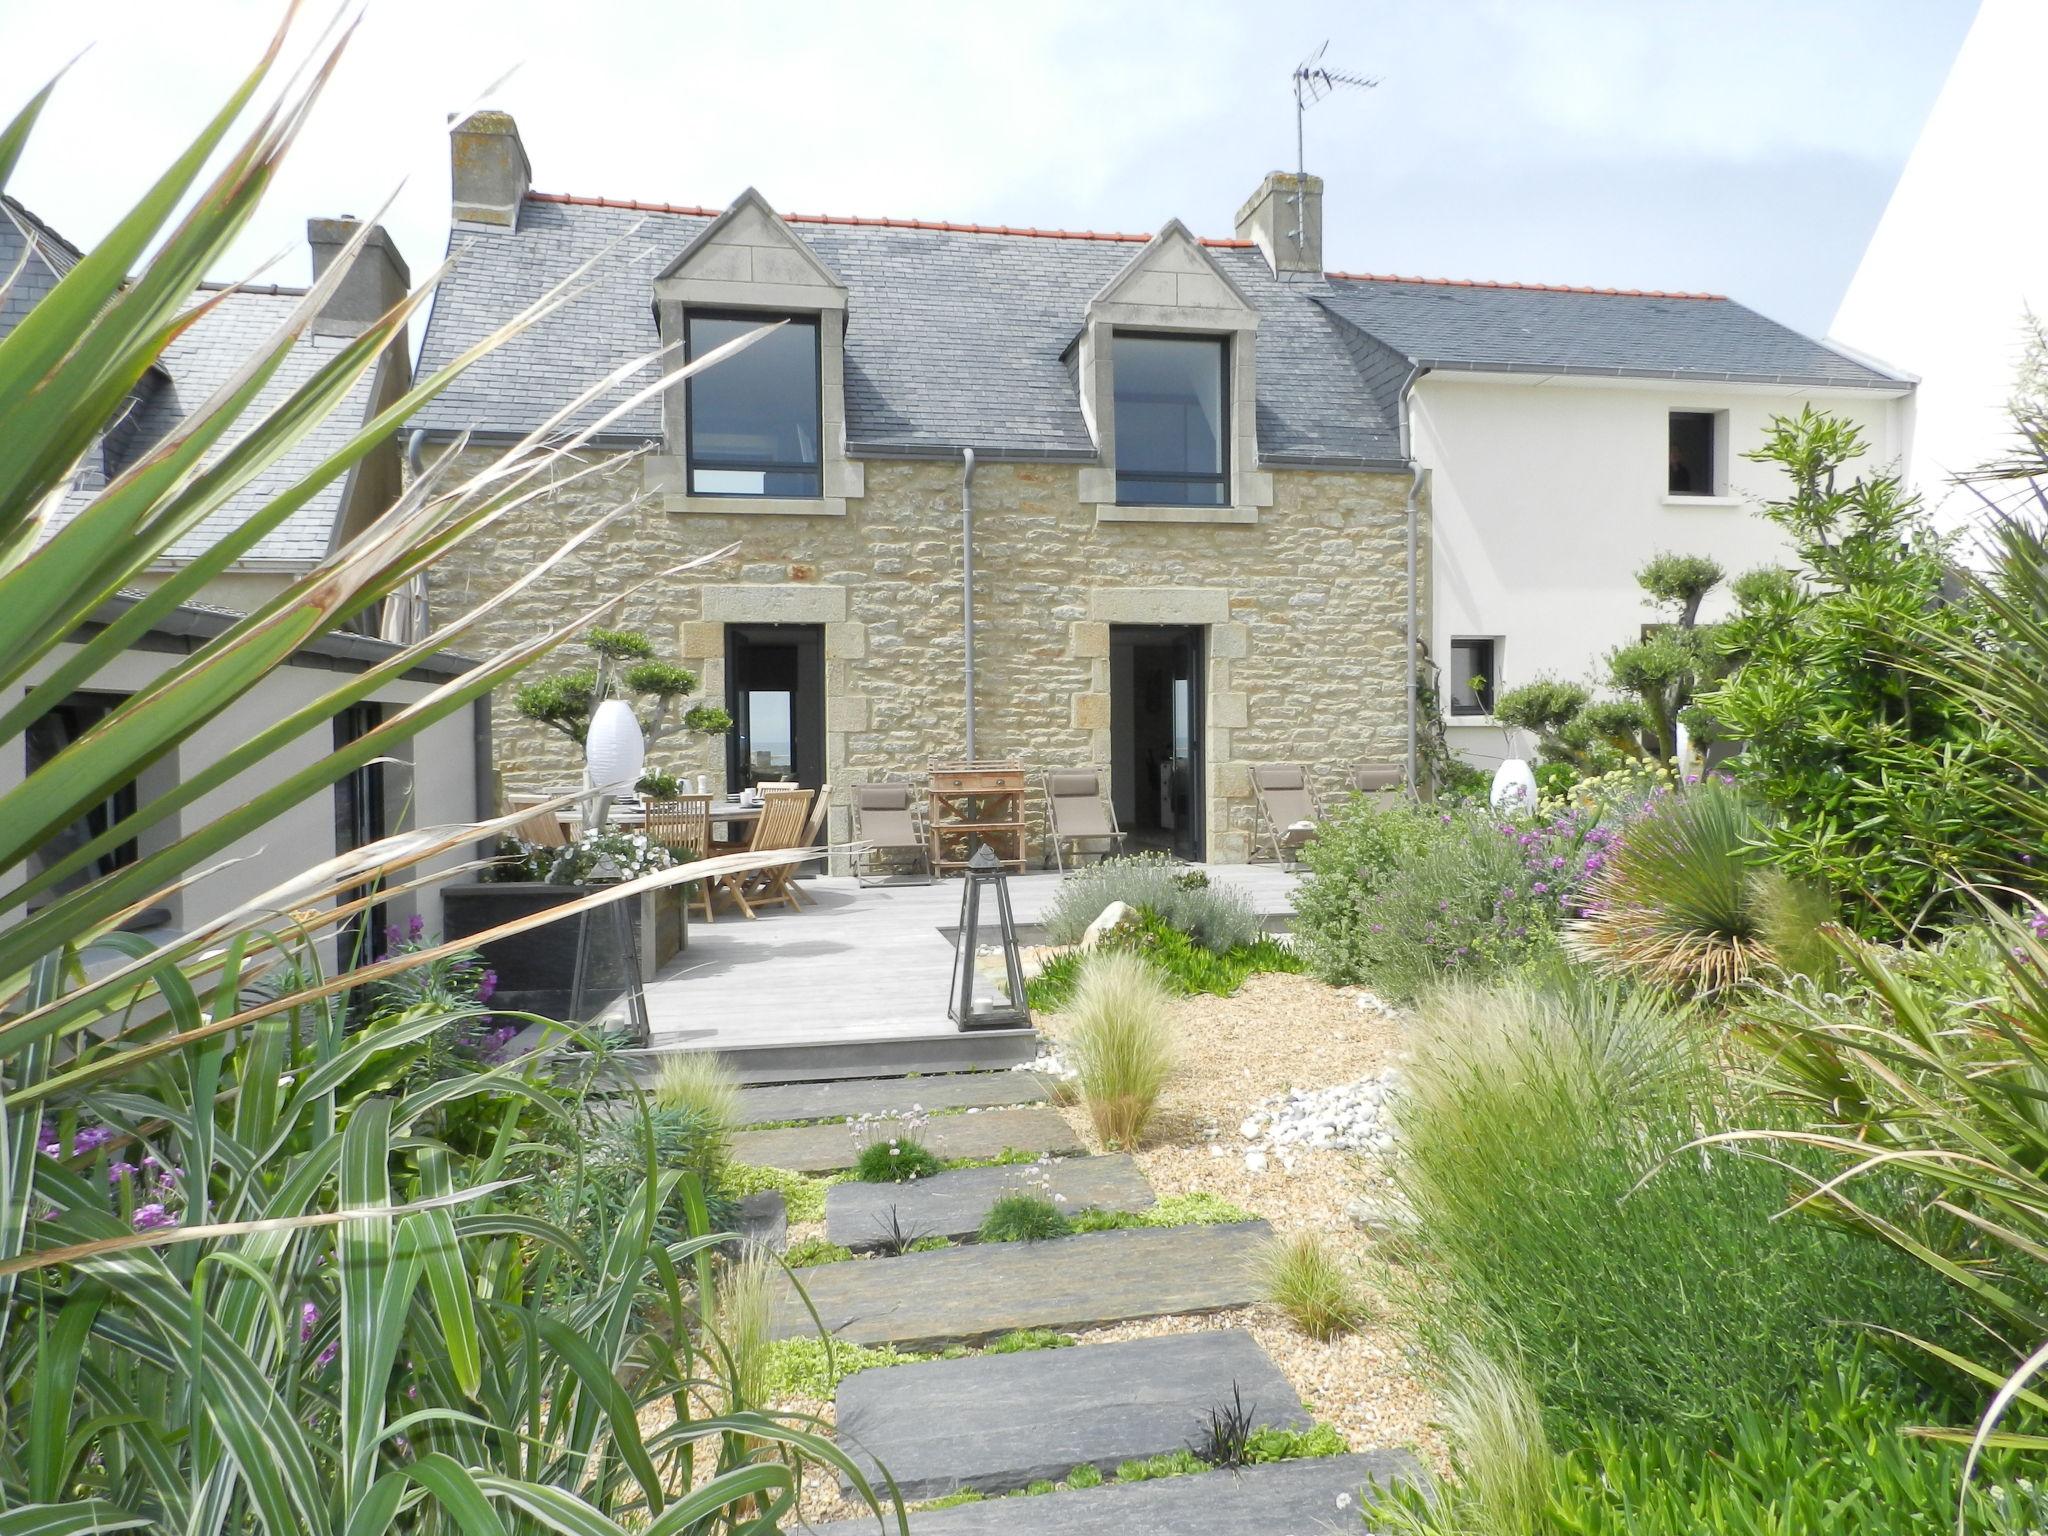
[1234,171,1323,276]
[306,218,410,339]
[450,110,531,230]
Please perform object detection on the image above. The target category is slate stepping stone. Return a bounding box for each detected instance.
[834,1328,1306,1500]
[734,1072,1049,1127]
[732,1106,1080,1175]
[827,1154,1153,1251]
[735,1190,786,1253]
[769,1221,1273,1349]
[812,1452,1420,1534]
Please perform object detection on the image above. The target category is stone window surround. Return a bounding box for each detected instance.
[1073,242,1272,529]
[1065,586,1256,866]
[676,583,869,870]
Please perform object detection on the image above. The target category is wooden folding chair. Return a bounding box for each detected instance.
[788,781,834,906]
[643,796,714,922]
[508,794,570,849]
[716,788,813,919]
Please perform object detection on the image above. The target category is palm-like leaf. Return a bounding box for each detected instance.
[0,16,892,1533]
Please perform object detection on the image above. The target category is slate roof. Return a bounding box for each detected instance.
[410,196,1406,465]
[408,192,1909,464]
[1,194,83,342]
[1317,274,1909,389]
[53,284,380,566]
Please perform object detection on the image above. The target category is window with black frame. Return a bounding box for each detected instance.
[1448,637,1498,716]
[1114,332,1228,506]
[685,311,822,497]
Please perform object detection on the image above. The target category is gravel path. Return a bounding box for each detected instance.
[1039,972,1443,1473]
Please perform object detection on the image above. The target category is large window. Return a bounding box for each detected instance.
[685,311,822,497]
[1448,637,1497,717]
[1114,333,1227,506]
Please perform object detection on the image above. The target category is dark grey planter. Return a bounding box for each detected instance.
[442,882,686,1020]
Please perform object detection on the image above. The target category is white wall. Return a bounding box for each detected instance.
[1414,371,1915,770]
[3,637,481,968]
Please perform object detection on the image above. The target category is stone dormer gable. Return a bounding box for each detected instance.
[647,189,861,516]
[653,187,848,312]
[1075,222,1269,524]
[1087,219,1258,328]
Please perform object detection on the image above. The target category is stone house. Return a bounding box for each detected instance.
[407,111,1912,863]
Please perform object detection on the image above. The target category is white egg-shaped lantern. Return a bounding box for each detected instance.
[1489,757,1538,815]
[585,699,646,794]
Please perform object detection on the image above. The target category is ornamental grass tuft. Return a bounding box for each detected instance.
[1254,1231,1371,1340]
[1063,949,1178,1148]
[978,1193,1074,1243]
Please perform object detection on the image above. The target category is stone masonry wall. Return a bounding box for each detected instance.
[423,448,1421,866]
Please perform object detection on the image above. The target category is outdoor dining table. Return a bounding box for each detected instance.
[556,798,767,835]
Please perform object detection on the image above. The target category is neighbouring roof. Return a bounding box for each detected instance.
[87,591,478,681]
[409,191,1910,464]
[1,193,84,341]
[1317,274,1909,389]
[411,195,1406,465]
[53,283,382,566]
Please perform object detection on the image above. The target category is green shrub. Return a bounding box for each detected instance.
[1569,783,1772,995]
[1398,978,1969,1434]
[1064,949,1179,1147]
[1041,854,1261,951]
[1254,1231,1371,1340]
[1063,1462,1104,1489]
[853,1137,945,1182]
[1027,910,1302,1011]
[1380,1348,2048,1536]
[986,1329,1074,1354]
[978,1194,1075,1243]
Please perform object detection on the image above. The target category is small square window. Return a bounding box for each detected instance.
[1449,638,1497,717]
[1668,411,1717,496]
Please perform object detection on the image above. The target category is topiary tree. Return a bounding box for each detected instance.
[513,626,730,761]
[1494,553,1735,772]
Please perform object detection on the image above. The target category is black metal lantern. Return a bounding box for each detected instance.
[949,844,1029,1030]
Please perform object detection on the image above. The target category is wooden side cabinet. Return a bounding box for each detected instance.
[927,761,1028,874]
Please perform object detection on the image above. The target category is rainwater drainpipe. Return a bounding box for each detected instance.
[961,447,978,760]
[1397,365,1426,793]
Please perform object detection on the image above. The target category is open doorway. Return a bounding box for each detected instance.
[1109,624,1204,862]
[724,624,825,793]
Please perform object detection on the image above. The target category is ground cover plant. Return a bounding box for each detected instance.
[0,28,892,1530]
[1062,949,1178,1147]
[1026,909,1302,1011]
[852,1136,945,1182]
[978,1192,1073,1242]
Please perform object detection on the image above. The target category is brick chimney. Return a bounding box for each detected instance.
[306,218,410,339]
[1234,171,1323,276]
[450,110,531,230]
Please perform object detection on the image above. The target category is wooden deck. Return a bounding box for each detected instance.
[635,863,1298,1057]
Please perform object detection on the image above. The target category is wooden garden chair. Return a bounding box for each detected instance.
[1251,763,1321,867]
[723,788,813,918]
[1042,769,1125,871]
[643,796,714,922]
[788,781,834,906]
[508,794,569,848]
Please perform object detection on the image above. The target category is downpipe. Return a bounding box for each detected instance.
[962,446,977,760]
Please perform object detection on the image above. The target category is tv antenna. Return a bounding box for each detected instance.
[1291,42,1376,261]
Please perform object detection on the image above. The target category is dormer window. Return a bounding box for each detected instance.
[685,311,822,497]
[1114,333,1228,507]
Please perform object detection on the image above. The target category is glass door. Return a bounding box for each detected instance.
[724,624,826,793]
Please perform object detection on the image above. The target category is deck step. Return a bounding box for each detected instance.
[770,1221,1272,1350]
[834,1328,1305,1500]
[733,1106,1081,1175]
[815,1452,1419,1533]
[827,1154,1152,1251]
[626,1028,1042,1085]
[734,1070,1050,1128]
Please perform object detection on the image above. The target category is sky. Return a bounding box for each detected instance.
[0,0,1977,340]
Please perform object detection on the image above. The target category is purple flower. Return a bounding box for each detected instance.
[316,1341,339,1369]
[108,1161,135,1182]
[384,923,404,950]
[301,1302,319,1343]
[477,969,498,1005]
[73,1126,114,1153]
[130,1204,174,1232]
[1532,882,1550,895]
[408,913,426,940]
